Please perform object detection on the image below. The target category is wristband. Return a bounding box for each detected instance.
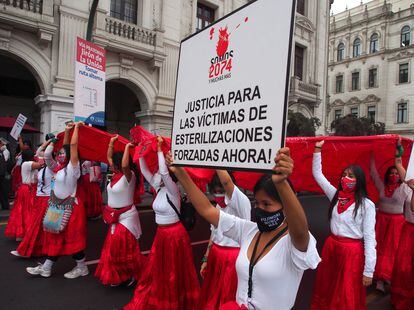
[315,146,321,149]
[396,145,404,158]
[201,256,208,263]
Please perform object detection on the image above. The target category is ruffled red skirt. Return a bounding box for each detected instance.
[199,243,239,309]
[11,166,22,194]
[5,184,35,239]
[41,198,87,256]
[79,175,102,218]
[124,222,200,310]
[374,211,405,281]
[95,223,146,285]
[220,302,247,310]
[16,196,49,257]
[391,221,414,310]
[311,235,365,310]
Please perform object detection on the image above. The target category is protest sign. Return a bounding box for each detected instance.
[74,37,106,126]
[10,114,27,140]
[405,145,414,181]
[171,0,296,172]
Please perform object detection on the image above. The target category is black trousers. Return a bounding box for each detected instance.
[0,175,9,210]
[47,251,85,262]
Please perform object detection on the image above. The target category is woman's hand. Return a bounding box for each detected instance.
[165,151,177,173]
[406,179,414,190]
[65,122,74,131]
[200,262,207,279]
[126,142,134,149]
[315,140,324,153]
[157,136,164,152]
[272,147,293,184]
[362,275,372,287]
[110,135,118,143]
[75,121,84,128]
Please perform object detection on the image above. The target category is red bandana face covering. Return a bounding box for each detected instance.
[110,172,124,187]
[337,177,356,214]
[384,175,400,198]
[214,194,227,208]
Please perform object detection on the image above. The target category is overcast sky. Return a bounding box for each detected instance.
[331,0,372,14]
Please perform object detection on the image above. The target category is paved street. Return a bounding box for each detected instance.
[0,195,393,310]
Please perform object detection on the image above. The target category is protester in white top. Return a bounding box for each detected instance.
[166,147,320,310]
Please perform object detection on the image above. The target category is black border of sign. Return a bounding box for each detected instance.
[171,0,297,174]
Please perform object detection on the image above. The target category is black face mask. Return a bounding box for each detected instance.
[254,208,285,232]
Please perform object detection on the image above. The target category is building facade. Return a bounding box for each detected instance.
[0,0,331,142]
[328,0,414,138]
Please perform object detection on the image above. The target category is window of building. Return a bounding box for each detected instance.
[334,109,342,120]
[110,0,138,24]
[336,75,343,93]
[353,38,361,57]
[368,68,378,88]
[297,0,305,15]
[401,26,411,47]
[350,107,359,117]
[370,33,379,53]
[196,3,215,31]
[367,106,376,122]
[294,45,305,80]
[397,102,408,123]
[337,43,345,61]
[399,63,409,84]
[352,72,360,90]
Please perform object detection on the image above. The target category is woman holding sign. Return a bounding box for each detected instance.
[370,140,408,292]
[95,136,145,287]
[390,144,414,309]
[125,136,200,310]
[165,148,320,310]
[26,122,88,279]
[311,140,376,310]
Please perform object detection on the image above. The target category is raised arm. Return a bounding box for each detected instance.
[18,135,24,151]
[70,122,82,166]
[370,153,384,191]
[167,152,220,227]
[273,148,309,252]
[63,122,73,145]
[139,156,154,185]
[107,135,118,168]
[44,144,58,171]
[216,170,235,198]
[122,143,134,182]
[157,137,179,196]
[395,137,406,181]
[313,141,337,201]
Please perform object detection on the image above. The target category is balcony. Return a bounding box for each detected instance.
[94,12,165,68]
[289,76,320,107]
[0,0,56,45]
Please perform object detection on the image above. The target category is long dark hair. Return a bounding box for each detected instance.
[329,164,368,219]
[61,144,71,163]
[21,149,34,163]
[209,172,236,192]
[253,174,295,205]
[112,152,140,187]
[384,166,402,185]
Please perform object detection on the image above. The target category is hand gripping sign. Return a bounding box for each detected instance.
[171,0,296,172]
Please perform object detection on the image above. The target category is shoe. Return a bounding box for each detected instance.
[10,250,23,257]
[110,283,120,287]
[64,266,89,279]
[26,263,52,278]
[126,278,136,287]
[16,237,23,242]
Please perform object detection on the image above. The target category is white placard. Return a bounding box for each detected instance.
[10,114,27,140]
[405,145,414,181]
[171,0,295,172]
[74,37,106,126]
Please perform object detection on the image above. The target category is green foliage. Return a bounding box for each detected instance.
[331,114,385,136]
[287,111,321,137]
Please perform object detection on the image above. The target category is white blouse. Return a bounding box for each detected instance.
[313,152,377,277]
[140,152,180,225]
[370,161,408,214]
[81,160,92,176]
[107,173,136,208]
[21,161,37,185]
[403,185,414,223]
[36,166,53,197]
[211,185,251,247]
[217,211,320,310]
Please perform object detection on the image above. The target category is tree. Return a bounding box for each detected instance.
[331,114,385,136]
[287,111,321,137]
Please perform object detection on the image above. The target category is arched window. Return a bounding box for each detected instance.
[370,33,379,53]
[337,43,345,61]
[353,38,361,57]
[401,26,411,47]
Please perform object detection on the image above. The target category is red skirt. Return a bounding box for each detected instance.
[311,235,365,310]
[374,211,405,281]
[11,166,22,194]
[220,302,247,310]
[5,184,35,239]
[198,243,239,309]
[41,198,87,256]
[79,175,102,218]
[95,223,146,285]
[16,196,49,257]
[391,221,414,310]
[124,222,200,310]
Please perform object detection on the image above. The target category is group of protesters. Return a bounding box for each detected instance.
[1,120,414,310]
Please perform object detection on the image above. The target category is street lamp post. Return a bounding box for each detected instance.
[86,0,100,42]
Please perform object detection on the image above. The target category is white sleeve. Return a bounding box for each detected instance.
[21,162,32,178]
[35,146,43,157]
[287,232,321,271]
[139,157,154,185]
[362,199,377,277]
[3,149,10,162]
[44,145,58,171]
[216,210,253,245]
[312,152,337,201]
[67,161,81,180]
[226,185,251,221]
[158,152,180,197]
